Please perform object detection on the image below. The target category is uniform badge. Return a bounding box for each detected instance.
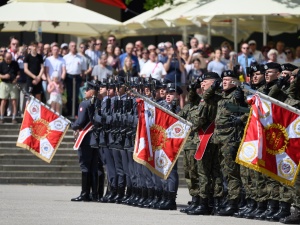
[80,107,83,112]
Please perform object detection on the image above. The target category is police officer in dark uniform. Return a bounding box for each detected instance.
[71,80,100,202]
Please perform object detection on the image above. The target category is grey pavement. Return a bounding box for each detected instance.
[0,185,273,225]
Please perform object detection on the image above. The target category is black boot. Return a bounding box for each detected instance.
[130,187,142,206]
[279,206,300,224]
[106,187,118,203]
[216,199,239,216]
[149,190,162,208]
[180,196,200,213]
[124,187,136,205]
[142,188,155,208]
[187,198,210,215]
[244,201,267,219]
[99,183,111,203]
[97,174,105,201]
[268,201,291,222]
[113,186,125,204]
[153,191,168,209]
[137,188,149,207]
[158,191,177,210]
[71,172,91,202]
[121,187,132,204]
[212,197,222,215]
[233,199,257,218]
[255,200,279,220]
[90,172,99,202]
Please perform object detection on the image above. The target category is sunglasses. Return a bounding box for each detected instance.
[242,47,249,50]
[285,51,291,54]
[94,43,102,46]
[108,39,115,42]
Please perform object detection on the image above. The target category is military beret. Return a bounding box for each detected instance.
[264,62,282,72]
[153,79,163,89]
[250,64,265,74]
[166,83,183,95]
[281,63,298,72]
[221,70,239,79]
[203,72,220,80]
[130,77,140,87]
[117,76,125,85]
[107,78,116,89]
[87,80,100,91]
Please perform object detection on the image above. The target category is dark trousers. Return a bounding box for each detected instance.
[102,147,117,188]
[66,74,82,116]
[77,145,98,173]
[165,162,178,193]
[121,149,131,188]
[143,166,155,189]
[111,148,125,188]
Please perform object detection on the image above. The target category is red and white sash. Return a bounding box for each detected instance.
[73,122,93,150]
[194,122,215,160]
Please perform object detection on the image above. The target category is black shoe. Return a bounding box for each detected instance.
[153,191,168,209]
[71,192,90,202]
[71,172,90,202]
[268,202,291,222]
[137,188,149,207]
[106,189,118,203]
[113,187,125,204]
[244,201,267,219]
[180,196,200,213]
[142,188,155,208]
[255,200,279,220]
[279,206,300,224]
[149,190,162,209]
[216,200,239,216]
[121,187,132,204]
[212,197,222,215]
[233,199,256,218]
[158,192,177,210]
[130,187,142,206]
[187,198,210,215]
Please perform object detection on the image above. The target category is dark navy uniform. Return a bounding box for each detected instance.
[71,81,99,202]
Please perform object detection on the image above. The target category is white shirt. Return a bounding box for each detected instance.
[44,56,66,80]
[252,50,264,64]
[277,52,287,64]
[63,53,83,75]
[140,61,166,80]
[85,49,101,67]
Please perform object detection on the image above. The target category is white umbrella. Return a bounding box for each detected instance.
[0,0,122,38]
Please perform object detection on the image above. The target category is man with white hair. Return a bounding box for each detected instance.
[119,43,140,72]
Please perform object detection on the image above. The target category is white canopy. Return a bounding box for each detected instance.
[0,0,122,37]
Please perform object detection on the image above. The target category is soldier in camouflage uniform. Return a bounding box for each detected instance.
[186,72,224,215]
[177,80,202,213]
[203,70,247,216]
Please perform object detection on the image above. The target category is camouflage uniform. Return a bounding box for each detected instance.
[178,102,201,197]
[203,86,244,202]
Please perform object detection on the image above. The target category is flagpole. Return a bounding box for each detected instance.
[242,84,300,116]
[131,90,193,127]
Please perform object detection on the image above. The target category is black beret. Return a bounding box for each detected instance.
[107,78,116,89]
[166,83,183,95]
[281,63,298,72]
[250,64,265,74]
[203,72,220,80]
[264,62,282,72]
[87,80,100,91]
[221,70,239,79]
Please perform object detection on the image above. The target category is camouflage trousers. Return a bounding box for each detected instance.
[197,142,223,199]
[218,142,242,201]
[293,172,300,208]
[265,176,280,201]
[240,167,269,202]
[183,149,199,196]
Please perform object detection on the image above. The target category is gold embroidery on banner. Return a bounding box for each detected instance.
[278,158,295,178]
[156,154,168,169]
[170,123,184,137]
[30,119,50,140]
[259,101,270,119]
[258,159,266,167]
[293,119,300,136]
[264,123,289,155]
[150,124,168,151]
[241,142,257,162]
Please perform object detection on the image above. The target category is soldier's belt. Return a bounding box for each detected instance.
[216,122,235,129]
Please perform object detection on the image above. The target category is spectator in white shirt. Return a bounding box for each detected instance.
[248,40,263,64]
[276,41,287,64]
[140,51,166,80]
[139,49,149,70]
[44,45,66,82]
[63,41,84,117]
[85,37,101,67]
[92,54,113,81]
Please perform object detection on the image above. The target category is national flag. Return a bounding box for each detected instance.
[236,94,300,186]
[94,0,127,10]
[133,99,191,179]
[16,97,70,163]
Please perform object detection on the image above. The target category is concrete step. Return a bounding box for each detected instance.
[0,177,81,185]
[0,171,81,178]
[0,165,79,172]
[0,135,74,142]
[0,158,78,166]
[0,148,76,155]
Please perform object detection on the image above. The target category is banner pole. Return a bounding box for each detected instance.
[131,89,192,127]
[242,84,300,116]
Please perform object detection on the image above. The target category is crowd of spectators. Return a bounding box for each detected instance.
[0,34,300,123]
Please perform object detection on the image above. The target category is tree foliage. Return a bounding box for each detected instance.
[125,0,174,10]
